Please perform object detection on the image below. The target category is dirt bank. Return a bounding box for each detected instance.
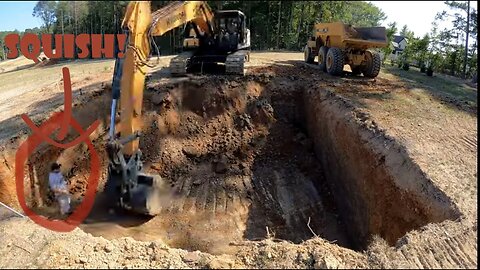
[304,87,461,249]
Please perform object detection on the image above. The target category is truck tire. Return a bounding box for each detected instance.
[318,46,329,71]
[362,50,381,78]
[304,45,314,64]
[326,47,344,76]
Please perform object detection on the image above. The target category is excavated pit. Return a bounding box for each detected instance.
[0,70,461,255]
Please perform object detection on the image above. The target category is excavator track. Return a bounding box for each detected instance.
[169,51,195,76]
[170,50,250,76]
[225,50,249,76]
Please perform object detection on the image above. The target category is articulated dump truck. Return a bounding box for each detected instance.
[304,22,388,78]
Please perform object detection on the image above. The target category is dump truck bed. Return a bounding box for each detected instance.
[314,22,388,50]
[344,26,388,48]
[343,38,387,49]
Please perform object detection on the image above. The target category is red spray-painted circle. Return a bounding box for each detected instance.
[15,67,101,232]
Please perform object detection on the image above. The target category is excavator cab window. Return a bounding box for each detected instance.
[218,18,225,31]
[214,12,244,33]
[214,11,246,51]
[226,17,239,34]
[188,28,196,38]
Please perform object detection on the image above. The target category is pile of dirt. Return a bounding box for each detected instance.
[0,216,371,269]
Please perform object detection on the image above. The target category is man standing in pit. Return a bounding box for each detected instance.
[48,162,71,216]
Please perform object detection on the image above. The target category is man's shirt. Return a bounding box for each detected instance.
[48,172,67,192]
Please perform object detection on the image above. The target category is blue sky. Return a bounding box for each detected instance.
[0,1,41,32]
[371,1,478,38]
[0,1,478,37]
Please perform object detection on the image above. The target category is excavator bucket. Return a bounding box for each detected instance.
[104,35,173,216]
[105,161,172,216]
[128,176,163,215]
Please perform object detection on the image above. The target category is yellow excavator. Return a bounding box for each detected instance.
[105,1,250,215]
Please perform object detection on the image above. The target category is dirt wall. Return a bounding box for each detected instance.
[303,88,461,249]
[0,150,17,207]
[0,87,111,210]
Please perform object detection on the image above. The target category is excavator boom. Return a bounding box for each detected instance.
[117,1,217,155]
[122,1,215,37]
[150,1,215,36]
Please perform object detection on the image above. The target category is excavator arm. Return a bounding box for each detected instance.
[106,1,218,215]
[149,1,215,37]
[117,1,216,155]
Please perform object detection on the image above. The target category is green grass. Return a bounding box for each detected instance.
[381,64,477,107]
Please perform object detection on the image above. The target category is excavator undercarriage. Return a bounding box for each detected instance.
[167,8,251,76]
[170,49,249,76]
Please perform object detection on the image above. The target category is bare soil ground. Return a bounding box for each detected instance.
[341,65,477,221]
[0,51,477,268]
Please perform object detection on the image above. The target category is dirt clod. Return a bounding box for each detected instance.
[213,155,229,174]
[315,256,342,269]
[182,251,201,263]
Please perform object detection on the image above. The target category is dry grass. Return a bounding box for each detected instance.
[0,59,114,95]
[381,64,477,109]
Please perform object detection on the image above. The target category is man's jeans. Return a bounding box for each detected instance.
[55,193,71,215]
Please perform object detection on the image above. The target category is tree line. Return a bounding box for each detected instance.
[0,1,477,79]
[387,1,477,79]
[0,1,386,57]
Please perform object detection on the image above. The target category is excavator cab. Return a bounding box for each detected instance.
[176,8,250,75]
[214,11,249,52]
